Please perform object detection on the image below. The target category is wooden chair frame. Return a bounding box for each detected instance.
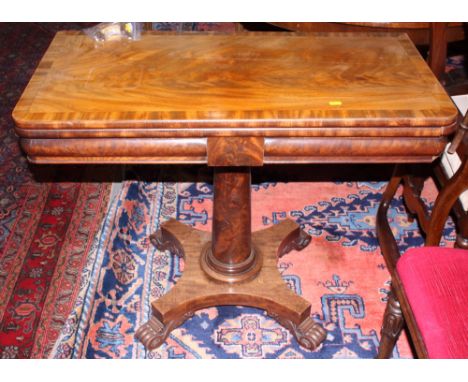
[376,113,468,358]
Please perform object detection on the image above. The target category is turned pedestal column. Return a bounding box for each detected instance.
[135,163,326,351]
[201,168,262,282]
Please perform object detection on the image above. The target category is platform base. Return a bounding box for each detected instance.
[135,219,326,351]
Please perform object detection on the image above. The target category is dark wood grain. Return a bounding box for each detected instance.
[263,137,448,164]
[21,137,207,164]
[21,135,451,164]
[207,137,264,166]
[208,167,254,278]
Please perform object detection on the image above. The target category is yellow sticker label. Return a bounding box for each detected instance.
[124,23,133,34]
[328,100,342,106]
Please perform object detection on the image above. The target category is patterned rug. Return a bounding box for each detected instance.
[0,23,112,358]
[0,180,111,358]
[50,178,455,359]
[0,22,235,359]
[0,22,462,359]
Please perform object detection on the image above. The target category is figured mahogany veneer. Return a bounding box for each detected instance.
[12,31,458,353]
[13,31,457,165]
[265,23,466,85]
[21,136,449,164]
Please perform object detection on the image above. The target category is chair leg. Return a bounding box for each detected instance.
[401,173,430,232]
[455,214,468,249]
[377,290,404,358]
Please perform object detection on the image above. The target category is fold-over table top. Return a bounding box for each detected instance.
[13,31,457,138]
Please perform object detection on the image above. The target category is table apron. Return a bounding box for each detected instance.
[20,136,448,164]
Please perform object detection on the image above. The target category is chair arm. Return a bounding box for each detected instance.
[448,113,468,154]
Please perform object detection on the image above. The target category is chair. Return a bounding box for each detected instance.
[401,95,468,250]
[376,111,468,358]
[435,95,468,248]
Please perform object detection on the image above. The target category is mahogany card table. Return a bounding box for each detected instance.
[13,31,458,351]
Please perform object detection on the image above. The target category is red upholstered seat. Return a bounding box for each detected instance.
[397,247,468,358]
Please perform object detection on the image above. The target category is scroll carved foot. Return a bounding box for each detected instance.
[135,316,168,351]
[291,317,327,350]
[279,229,311,258]
[135,312,194,350]
[376,291,404,358]
[270,314,326,351]
[149,227,184,257]
[138,219,320,352]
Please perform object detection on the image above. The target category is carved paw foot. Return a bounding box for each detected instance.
[135,316,169,350]
[279,229,311,257]
[149,228,184,257]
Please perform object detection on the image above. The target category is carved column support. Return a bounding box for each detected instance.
[136,219,326,352]
[211,167,252,266]
[201,167,261,282]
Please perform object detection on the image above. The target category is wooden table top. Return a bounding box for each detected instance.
[13,31,457,139]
